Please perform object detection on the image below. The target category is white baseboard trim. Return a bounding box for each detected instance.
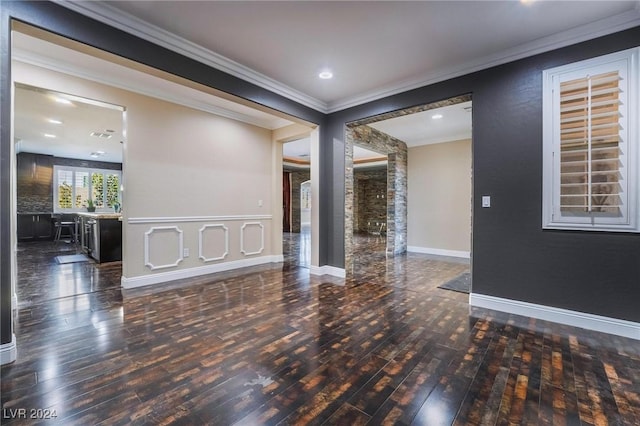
[121,255,283,289]
[407,246,470,259]
[470,293,640,340]
[0,334,17,365]
[310,265,346,278]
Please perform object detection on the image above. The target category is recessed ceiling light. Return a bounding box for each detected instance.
[43,133,56,138]
[431,114,443,120]
[318,70,333,80]
[96,150,106,155]
[54,97,72,105]
[48,118,63,124]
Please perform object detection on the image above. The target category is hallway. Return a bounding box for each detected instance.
[1,241,638,424]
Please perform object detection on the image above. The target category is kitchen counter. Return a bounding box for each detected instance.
[78,214,122,263]
[76,212,122,220]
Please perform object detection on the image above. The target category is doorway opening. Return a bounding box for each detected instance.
[13,83,125,308]
[282,137,312,268]
[344,95,473,280]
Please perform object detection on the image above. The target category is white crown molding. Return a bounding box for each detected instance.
[12,50,284,130]
[470,293,640,340]
[57,1,640,115]
[327,9,640,113]
[55,0,328,113]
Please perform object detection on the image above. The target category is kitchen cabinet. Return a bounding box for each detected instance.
[16,153,53,213]
[17,213,54,241]
[78,213,122,263]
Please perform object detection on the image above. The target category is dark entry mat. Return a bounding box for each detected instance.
[55,254,90,264]
[437,272,470,294]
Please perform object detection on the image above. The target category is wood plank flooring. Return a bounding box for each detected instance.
[2,236,639,425]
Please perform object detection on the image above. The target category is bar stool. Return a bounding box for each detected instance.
[53,214,77,244]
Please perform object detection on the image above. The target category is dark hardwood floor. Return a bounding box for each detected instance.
[2,235,639,425]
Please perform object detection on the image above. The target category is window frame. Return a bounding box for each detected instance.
[53,165,122,213]
[542,47,639,233]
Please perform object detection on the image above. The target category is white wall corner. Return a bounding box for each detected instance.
[0,335,17,365]
[469,293,640,341]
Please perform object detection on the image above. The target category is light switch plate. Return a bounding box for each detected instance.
[482,196,491,208]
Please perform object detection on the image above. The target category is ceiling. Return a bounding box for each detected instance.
[14,84,125,163]
[63,0,640,113]
[13,1,639,162]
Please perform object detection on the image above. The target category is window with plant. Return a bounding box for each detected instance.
[53,165,122,213]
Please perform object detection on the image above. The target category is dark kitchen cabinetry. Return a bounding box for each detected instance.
[16,153,53,213]
[17,214,54,241]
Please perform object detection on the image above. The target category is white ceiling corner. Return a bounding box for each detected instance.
[56,1,640,114]
[55,0,329,113]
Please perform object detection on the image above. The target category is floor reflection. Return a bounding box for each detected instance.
[4,232,638,424]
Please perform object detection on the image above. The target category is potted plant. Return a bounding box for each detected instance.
[86,198,96,212]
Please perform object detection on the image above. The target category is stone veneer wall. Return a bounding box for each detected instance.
[285,167,310,233]
[343,95,471,271]
[17,152,122,213]
[354,167,387,233]
[345,125,407,270]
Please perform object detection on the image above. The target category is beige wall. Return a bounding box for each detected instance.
[14,61,278,286]
[407,139,471,256]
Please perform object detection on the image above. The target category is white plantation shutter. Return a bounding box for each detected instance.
[559,71,622,214]
[543,48,639,232]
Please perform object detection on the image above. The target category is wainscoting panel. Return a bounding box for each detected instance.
[144,226,184,270]
[240,222,264,256]
[199,224,229,262]
[124,216,275,288]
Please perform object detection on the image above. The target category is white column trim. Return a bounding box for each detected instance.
[0,334,17,365]
[310,265,346,278]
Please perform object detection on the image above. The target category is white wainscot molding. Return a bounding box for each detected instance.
[144,226,184,270]
[128,214,272,224]
[198,224,229,262]
[470,293,640,340]
[240,222,264,256]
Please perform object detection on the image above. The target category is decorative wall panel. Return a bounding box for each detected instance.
[144,226,184,270]
[240,222,264,256]
[198,224,229,262]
